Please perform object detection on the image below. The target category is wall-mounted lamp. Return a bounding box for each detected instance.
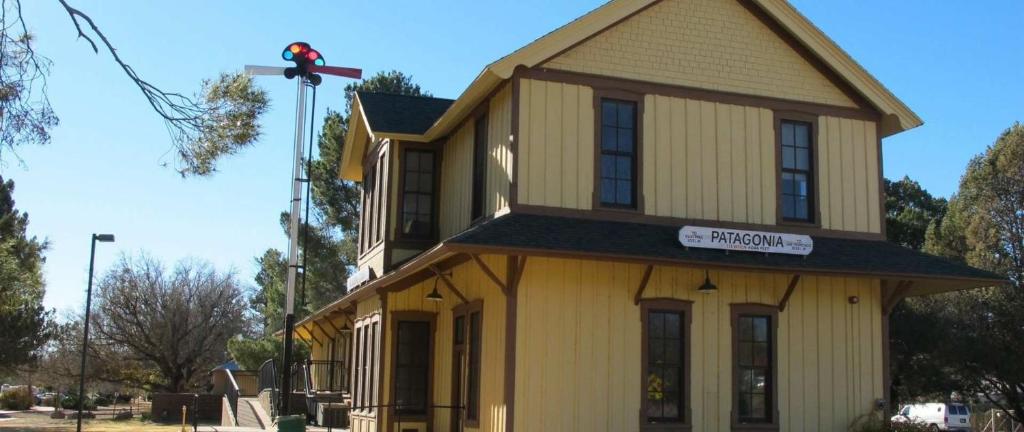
[848,296,860,305]
[425,275,445,302]
[339,322,352,334]
[697,270,717,294]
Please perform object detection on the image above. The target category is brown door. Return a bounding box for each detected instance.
[451,315,466,432]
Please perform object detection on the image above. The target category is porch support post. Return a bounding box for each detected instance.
[471,254,509,295]
[777,274,802,312]
[504,255,526,432]
[633,265,655,305]
[430,264,470,304]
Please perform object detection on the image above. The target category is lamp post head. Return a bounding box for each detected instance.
[94,234,115,242]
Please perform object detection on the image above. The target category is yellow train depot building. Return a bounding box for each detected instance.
[292,0,1002,431]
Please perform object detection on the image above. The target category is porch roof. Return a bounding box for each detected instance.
[446,213,1005,295]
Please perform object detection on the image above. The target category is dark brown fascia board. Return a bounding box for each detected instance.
[444,242,1006,288]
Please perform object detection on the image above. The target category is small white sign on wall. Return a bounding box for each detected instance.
[346,266,374,290]
[678,225,813,256]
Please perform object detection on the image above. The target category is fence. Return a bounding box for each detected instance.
[979,409,1023,432]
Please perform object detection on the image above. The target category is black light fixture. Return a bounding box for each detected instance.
[697,270,717,294]
[425,276,444,302]
[339,322,352,334]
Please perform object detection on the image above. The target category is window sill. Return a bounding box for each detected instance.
[642,421,692,432]
[730,422,779,432]
[776,219,820,229]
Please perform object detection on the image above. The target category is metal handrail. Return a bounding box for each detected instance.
[224,369,241,425]
[306,360,348,393]
[257,359,278,418]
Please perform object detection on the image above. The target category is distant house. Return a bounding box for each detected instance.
[291,1,1002,431]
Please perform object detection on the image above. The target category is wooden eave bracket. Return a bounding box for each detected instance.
[777,274,801,312]
[471,254,509,295]
[312,320,331,342]
[633,265,655,305]
[883,280,914,316]
[430,264,470,304]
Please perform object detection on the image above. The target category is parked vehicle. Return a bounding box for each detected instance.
[892,403,972,431]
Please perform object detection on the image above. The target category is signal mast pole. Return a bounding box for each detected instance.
[245,43,361,416]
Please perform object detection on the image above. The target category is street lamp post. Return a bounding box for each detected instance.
[77,233,114,432]
[245,42,361,416]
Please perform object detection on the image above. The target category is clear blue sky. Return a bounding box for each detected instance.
[8,0,1022,314]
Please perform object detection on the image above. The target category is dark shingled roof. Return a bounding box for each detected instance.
[356,91,455,135]
[449,213,1003,282]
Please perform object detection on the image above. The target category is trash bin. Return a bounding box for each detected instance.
[277,414,305,432]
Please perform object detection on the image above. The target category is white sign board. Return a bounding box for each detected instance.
[346,267,373,290]
[678,226,813,256]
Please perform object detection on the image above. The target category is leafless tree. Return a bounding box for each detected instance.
[78,254,248,393]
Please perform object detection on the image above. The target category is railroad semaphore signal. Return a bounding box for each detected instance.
[244,44,361,416]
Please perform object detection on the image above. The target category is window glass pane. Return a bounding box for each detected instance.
[650,342,665,364]
[781,172,795,196]
[602,126,618,151]
[663,368,679,391]
[782,122,794,146]
[753,342,769,367]
[649,313,664,337]
[618,129,634,153]
[602,101,618,127]
[794,173,808,196]
[796,148,810,171]
[664,312,680,339]
[618,102,634,127]
[753,317,768,342]
[794,123,809,148]
[454,316,465,344]
[782,146,795,169]
[601,179,615,204]
[739,317,753,341]
[418,173,432,193]
[738,342,753,367]
[616,156,632,179]
[663,392,679,418]
[617,180,632,205]
[796,197,808,221]
[395,321,430,414]
[601,156,615,178]
[468,311,482,420]
[751,394,767,418]
[646,393,663,418]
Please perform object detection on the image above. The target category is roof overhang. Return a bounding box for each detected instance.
[286,212,1004,340]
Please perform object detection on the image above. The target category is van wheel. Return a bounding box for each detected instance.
[929,425,939,432]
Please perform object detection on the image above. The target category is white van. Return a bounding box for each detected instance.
[891,403,971,431]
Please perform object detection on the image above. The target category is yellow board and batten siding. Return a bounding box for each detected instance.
[516,82,882,233]
[541,0,857,109]
[513,257,884,432]
[350,295,383,432]
[379,255,508,432]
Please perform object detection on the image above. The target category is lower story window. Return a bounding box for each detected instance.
[641,299,691,428]
[394,320,431,415]
[732,304,777,427]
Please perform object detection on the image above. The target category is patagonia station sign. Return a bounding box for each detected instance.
[678,226,813,256]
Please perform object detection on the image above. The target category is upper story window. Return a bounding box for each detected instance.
[471,115,488,221]
[400,148,437,238]
[779,119,814,223]
[599,98,638,209]
[359,145,387,255]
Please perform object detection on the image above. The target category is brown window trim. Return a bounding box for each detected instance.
[395,141,442,243]
[730,303,780,432]
[387,311,436,424]
[353,313,382,416]
[593,88,645,212]
[452,300,484,428]
[358,140,390,259]
[470,112,489,225]
[774,111,821,228]
[640,298,693,432]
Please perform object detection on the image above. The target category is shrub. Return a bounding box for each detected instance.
[62,394,97,411]
[92,395,112,407]
[0,387,34,410]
